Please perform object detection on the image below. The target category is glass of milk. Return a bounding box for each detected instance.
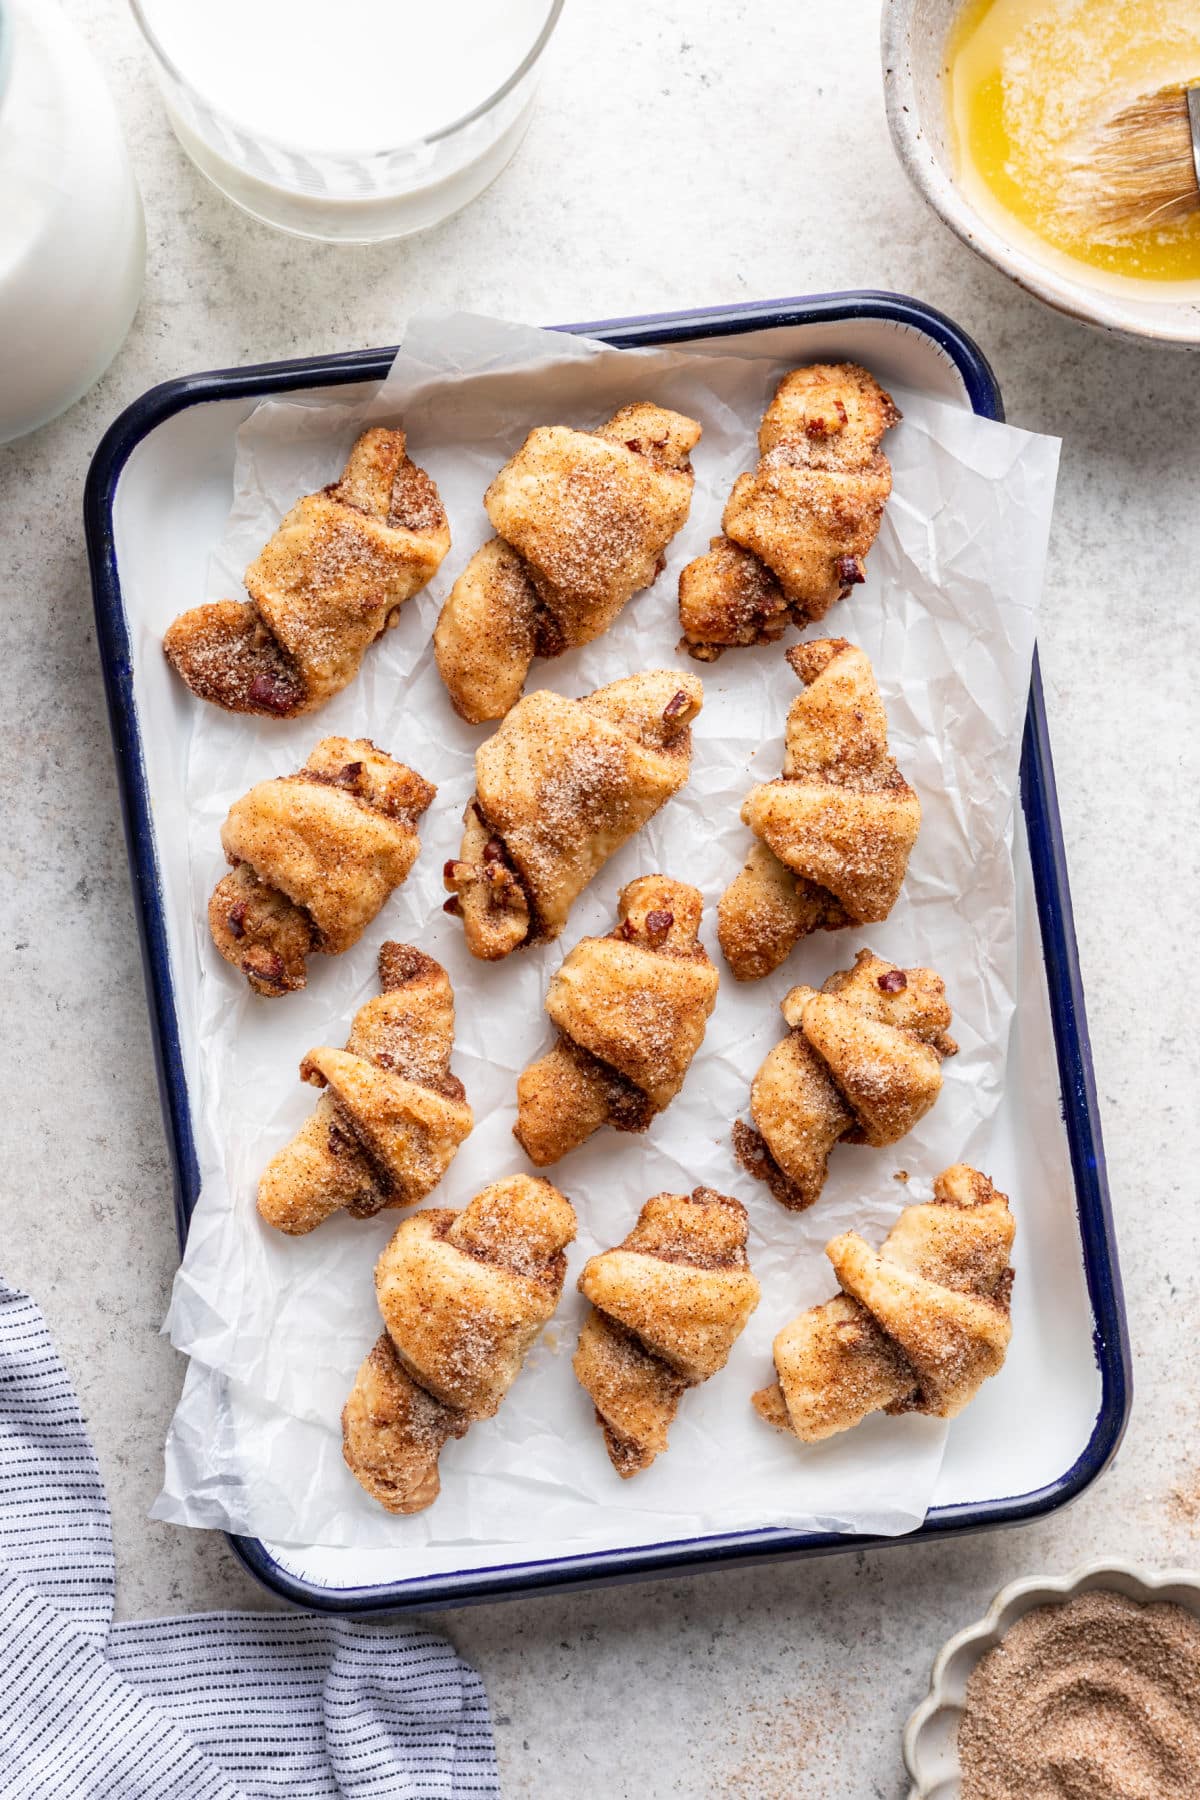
[129,0,564,241]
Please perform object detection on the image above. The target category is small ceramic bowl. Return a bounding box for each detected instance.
[903,1560,1200,1799]
[881,0,1200,346]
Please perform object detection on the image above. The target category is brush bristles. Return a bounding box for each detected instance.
[1056,85,1200,241]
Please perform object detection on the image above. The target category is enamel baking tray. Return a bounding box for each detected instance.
[84,292,1130,1614]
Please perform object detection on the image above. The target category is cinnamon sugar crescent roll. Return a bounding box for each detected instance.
[679,363,899,659]
[342,1175,577,1514]
[718,639,919,981]
[735,949,956,1211]
[257,943,473,1235]
[753,1165,1014,1441]
[515,876,718,1166]
[434,404,701,722]
[443,669,703,959]
[210,736,434,996]
[574,1188,759,1476]
[165,427,449,717]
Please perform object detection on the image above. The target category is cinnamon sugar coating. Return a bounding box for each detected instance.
[210,736,434,995]
[434,402,701,722]
[164,427,449,717]
[515,875,718,1166]
[341,1334,468,1516]
[718,638,920,981]
[959,1589,1200,1800]
[678,363,899,658]
[677,535,788,663]
[343,1175,577,1513]
[257,943,473,1235]
[753,1164,1014,1442]
[735,948,956,1211]
[574,1188,760,1476]
[444,669,703,959]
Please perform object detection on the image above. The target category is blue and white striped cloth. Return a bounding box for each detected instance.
[0,1278,498,1798]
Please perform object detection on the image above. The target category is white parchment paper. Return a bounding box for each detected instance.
[154,311,1059,1551]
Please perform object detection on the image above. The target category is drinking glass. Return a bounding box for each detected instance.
[128,0,564,242]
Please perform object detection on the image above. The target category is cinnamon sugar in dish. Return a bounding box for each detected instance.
[958,1588,1200,1799]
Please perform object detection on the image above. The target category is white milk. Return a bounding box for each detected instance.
[134,0,559,239]
[139,0,555,153]
[0,0,144,445]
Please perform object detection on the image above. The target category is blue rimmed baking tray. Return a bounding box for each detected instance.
[83,291,1130,1613]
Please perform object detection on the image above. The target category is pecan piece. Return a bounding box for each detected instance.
[247,669,303,715]
[327,1122,357,1158]
[805,397,848,438]
[246,948,286,990]
[333,759,365,791]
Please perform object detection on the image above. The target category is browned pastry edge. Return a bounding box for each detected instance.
[211,738,435,996]
[299,945,467,1221]
[680,542,868,663]
[880,1263,1016,1419]
[164,428,448,718]
[574,1186,758,1477]
[534,1033,656,1131]
[751,1165,1015,1440]
[255,939,472,1233]
[513,874,716,1165]
[442,796,536,941]
[343,1176,577,1512]
[442,674,702,959]
[341,1332,469,1515]
[716,639,919,982]
[732,1118,809,1211]
[587,1320,688,1478]
[677,535,791,663]
[434,406,701,722]
[678,364,900,659]
[735,949,956,1211]
[374,943,467,1103]
[209,863,315,997]
[164,599,309,716]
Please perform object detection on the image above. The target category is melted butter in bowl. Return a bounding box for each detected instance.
[947,0,1200,300]
[959,1588,1200,1798]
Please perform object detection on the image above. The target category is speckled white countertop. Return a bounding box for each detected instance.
[2,1,1198,1793]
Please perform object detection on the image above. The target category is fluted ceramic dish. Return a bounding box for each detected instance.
[881,0,1200,347]
[904,1561,1200,1798]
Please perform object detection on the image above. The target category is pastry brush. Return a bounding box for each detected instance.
[1057,83,1200,240]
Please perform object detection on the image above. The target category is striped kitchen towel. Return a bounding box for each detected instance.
[0,1278,499,1798]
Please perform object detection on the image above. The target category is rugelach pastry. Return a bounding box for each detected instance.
[753,1165,1014,1441]
[257,943,472,1235]
[209,736,434,996]
[443,669,703,960]
[515,875,718,1165]
[734,949,956,1211]
[574,1188,759,1476]
[678,362,899,659]
[164,427,449,716]
[434,404,701,721]
[342,1175,577,1514]
[718,638,919,981]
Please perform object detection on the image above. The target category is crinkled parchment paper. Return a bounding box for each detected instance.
[153,311,1059,1553]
